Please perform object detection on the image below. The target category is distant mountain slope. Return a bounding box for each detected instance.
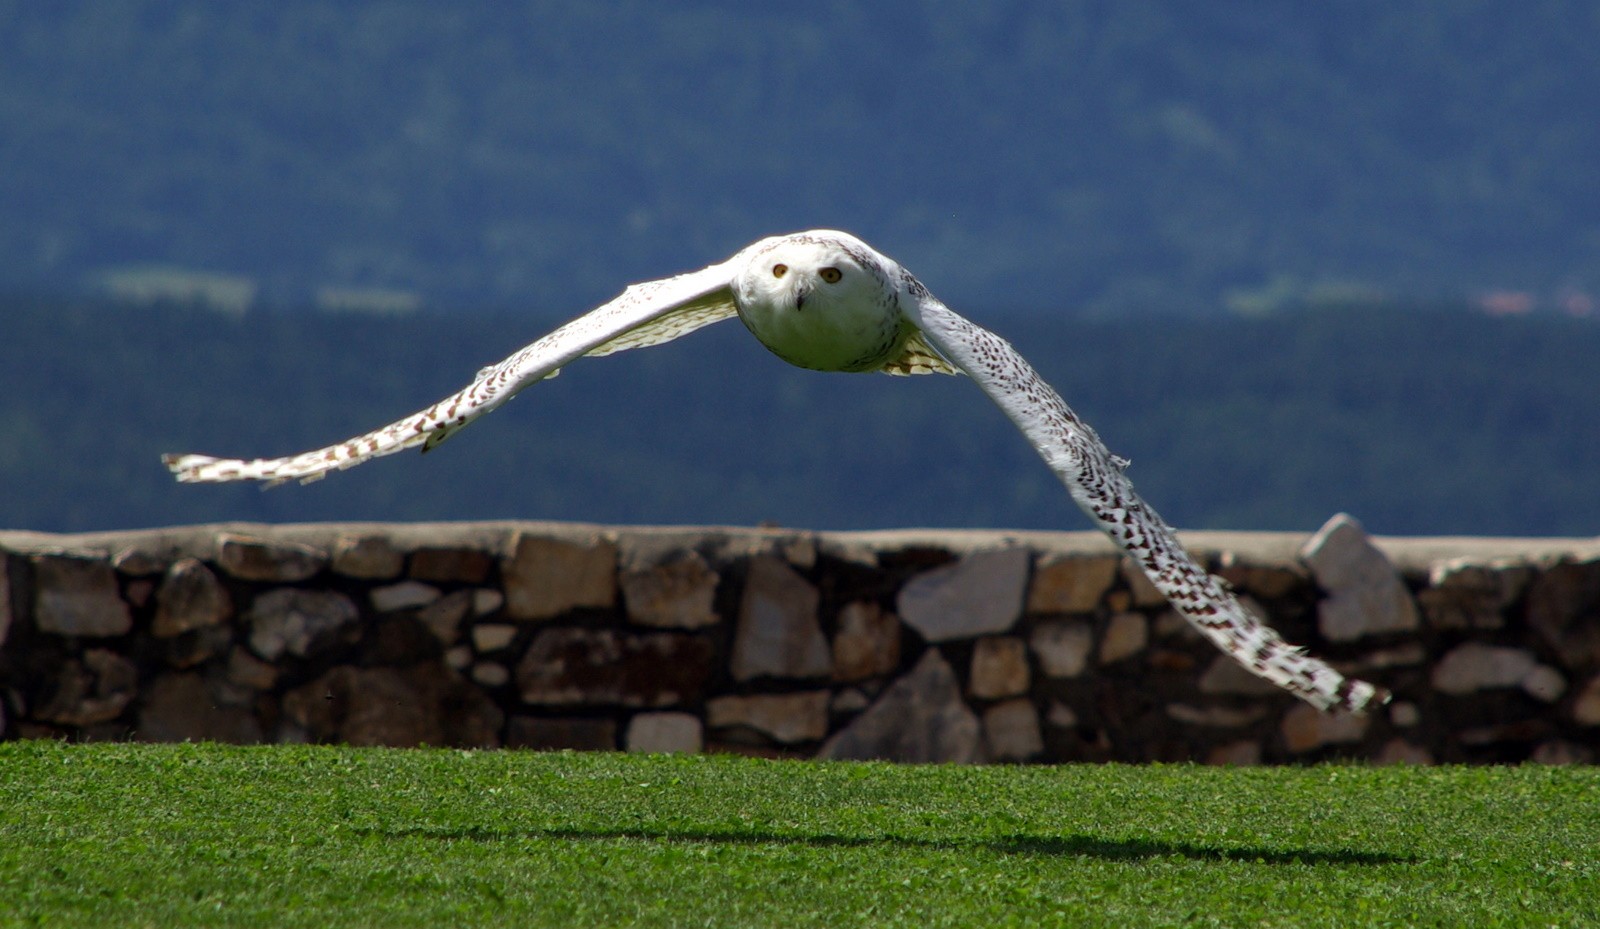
[2,2,1598,314]
[2,295,1595,536]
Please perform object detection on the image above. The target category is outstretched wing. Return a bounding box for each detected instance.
[164,260,741,486]
[909,296,1390,714]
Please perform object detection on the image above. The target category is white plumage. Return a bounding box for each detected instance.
[165,229,1390,713]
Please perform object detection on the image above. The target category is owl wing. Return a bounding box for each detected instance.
[909,295,1390,714]
[163,259,741,486]
[879,331,962,376]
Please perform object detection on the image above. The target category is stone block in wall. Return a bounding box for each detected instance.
[418,590,472,646]
[1530,741,1594,765]
[225,646,279,690]
[470,662,510,687]
[831,600,901,682]
[1206,741,1262,766]
[409,547,493,584]
[0,554,12,649]
[1388,701,1420,728]
[1570,674,1600,726]
[706,691,830,744]
[244,588,359,660]
[968,636,1030,699]
[1216,553,1308,600]
[1197,653,1286,697]
[151,558,231,638]
[1098,612,1148,665]
[507,716,617,751]
[471,624,518,653]
[35,648,137,726]
[1301,513,1419,641]
[1431,643,1567,701]
[516,627,712,707]
[1524,558,1600,671]
[1166,703,1269,728]
[1149,647,1198,674]
[137,673,263,744]
[216,533,326,582]
[620,551,720,629]
[817,650,980,763]
[897,547,1028,642]
[1458,720,1551,748]
[124,579,156,610]
[282,663,502,748]
[502,534,618,621]
[1045,700,1079,729]
[370,580,441,613]
[1119,557,1169,609]
[32,555,132,637]
[1348,642,1428,672]
[1281,703,1370,753]
[778,534,819,571]
[1418,559,1531,630]
[331,534,404,580]
[731,556,830,681]
[1029,620,1093,678]
[110,546,167,577]
[1026,553,1118,614]
[982,699,1042,761]
[1375,739,1434,765]
[472,588,504,616]
[1152,608,1199,641]
[626,712,704,753]
[160,624,233,670]
[831,688,871,715]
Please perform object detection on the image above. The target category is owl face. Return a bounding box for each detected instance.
[739,234,880,316]
[732,231,907,372]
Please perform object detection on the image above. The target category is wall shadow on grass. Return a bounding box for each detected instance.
[361,825,1414,867]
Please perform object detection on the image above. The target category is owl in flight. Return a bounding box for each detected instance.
[166,230,1389,713]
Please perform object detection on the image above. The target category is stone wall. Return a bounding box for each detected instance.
[2,517,1597,764]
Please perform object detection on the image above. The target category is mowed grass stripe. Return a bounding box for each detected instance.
[1,742,1595,927]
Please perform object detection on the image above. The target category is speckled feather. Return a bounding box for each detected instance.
[907,282,1389,713]
[164,230,1388,713]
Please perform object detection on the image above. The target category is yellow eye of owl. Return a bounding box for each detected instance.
[819,267,842,283]
[772,263,788,278]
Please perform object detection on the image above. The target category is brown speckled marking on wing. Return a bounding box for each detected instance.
[910,291,1389,714]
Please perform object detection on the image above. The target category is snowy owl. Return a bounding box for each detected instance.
[165,230,1390,713]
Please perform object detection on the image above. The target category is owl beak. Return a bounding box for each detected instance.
[793,280,813,311]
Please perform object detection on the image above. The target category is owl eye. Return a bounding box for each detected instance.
[819,267,843,284]
[772,263,788,278]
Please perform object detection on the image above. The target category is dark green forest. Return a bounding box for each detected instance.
[3,2,1599,314]
[2,295,1594,537]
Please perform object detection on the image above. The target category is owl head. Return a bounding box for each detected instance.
[731,230,907,372]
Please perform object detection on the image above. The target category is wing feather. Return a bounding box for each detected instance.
[910,298,1390,714]
[879,330,961,376]
[163,260,739,486]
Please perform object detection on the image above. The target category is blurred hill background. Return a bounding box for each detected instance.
[4,296,1594,536]
[4,1,1598,314]
[1,2,1595,535]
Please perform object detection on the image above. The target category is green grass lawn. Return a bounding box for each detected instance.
[1,742,1595,928]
